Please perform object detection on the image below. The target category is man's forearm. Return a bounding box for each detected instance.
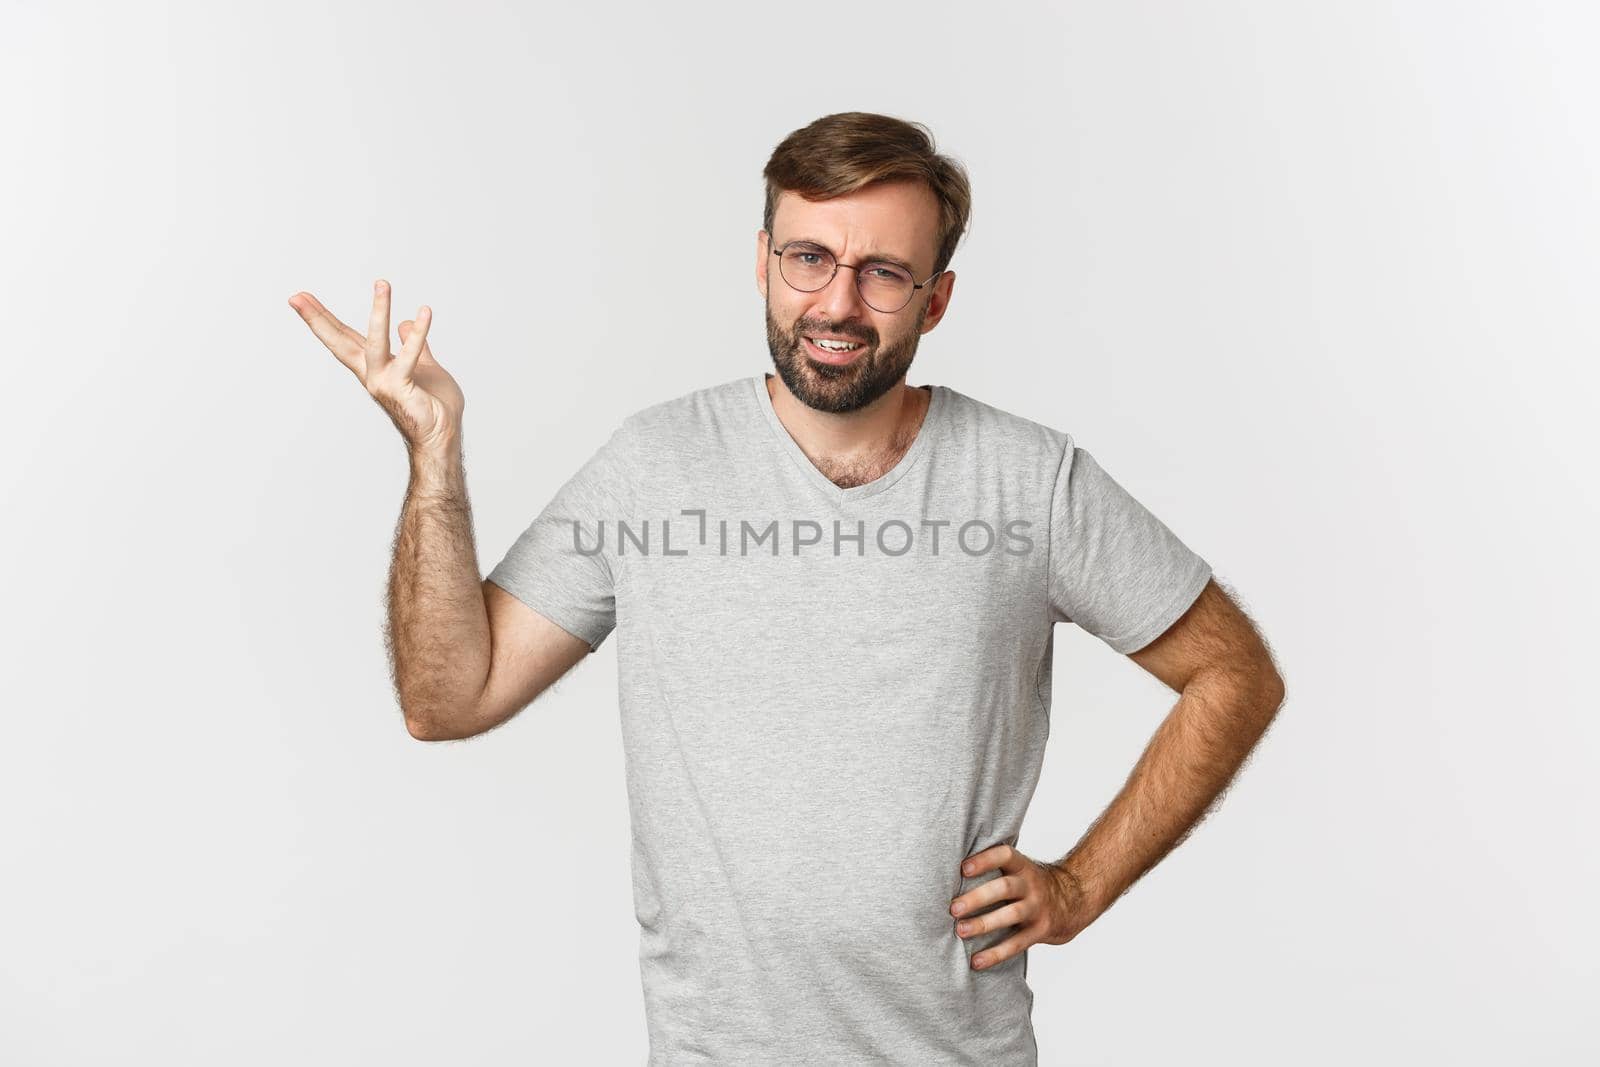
[385,438,491,734]
[1054,668,1284,918]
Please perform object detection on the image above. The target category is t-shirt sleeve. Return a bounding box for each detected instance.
[1046,436,1212,654]
[485,422,634,653]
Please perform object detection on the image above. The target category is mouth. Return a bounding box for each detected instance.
[801,334,870,366]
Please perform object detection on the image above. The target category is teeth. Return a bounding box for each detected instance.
[809,337,862,351]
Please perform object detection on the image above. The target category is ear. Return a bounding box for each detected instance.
[755,229,771,297]
[920,270,956,333]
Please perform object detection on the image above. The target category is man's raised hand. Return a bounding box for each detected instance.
[288,279,465,454]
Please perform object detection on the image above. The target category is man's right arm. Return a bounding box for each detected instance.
[288,281,593,740]
[388,441,592,742]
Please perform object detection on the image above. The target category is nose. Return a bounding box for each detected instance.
[813,262,872,323]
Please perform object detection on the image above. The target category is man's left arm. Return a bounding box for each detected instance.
[1052,577,1286,921]
[952,578,1286,967]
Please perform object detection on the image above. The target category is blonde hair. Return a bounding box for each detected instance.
[762,111,973,276]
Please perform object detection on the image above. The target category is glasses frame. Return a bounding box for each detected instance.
[769,236,944,314]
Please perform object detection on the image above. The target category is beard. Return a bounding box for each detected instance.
[764,293,927,414]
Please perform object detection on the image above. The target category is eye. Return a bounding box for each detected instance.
[865,265,910,283]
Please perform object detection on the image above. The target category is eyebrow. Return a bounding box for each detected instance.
[784,236,919,275]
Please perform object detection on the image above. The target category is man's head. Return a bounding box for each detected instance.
[757,112,971,414]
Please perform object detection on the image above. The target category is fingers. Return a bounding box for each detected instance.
[959,842,1020,879]
[394,306,432,378]
[970,928,1036,971]
[364,279,392,380]
[949,870,1043,971]
[400,318,439,366]
[291,282,438,388]
[951,872,1022,919]
[288,291,366,376]
[955,896,1029,939]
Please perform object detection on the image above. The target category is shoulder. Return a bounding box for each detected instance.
[934,384,1076,471]
[608,375,762,461]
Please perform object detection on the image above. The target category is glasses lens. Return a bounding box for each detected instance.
[858,262,915,313]
[779,245,835,292]
[777,242,921,312]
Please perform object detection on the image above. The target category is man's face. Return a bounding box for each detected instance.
[757,180,955,414]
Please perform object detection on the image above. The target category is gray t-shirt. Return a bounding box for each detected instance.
[487,373,1211,1065]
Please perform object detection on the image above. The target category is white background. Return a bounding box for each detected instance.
[3,1,1595,1063]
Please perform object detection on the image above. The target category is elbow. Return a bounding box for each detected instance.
[1238,651,1286,715]
[1255,670,1287,724]
[405,716,448,742]
[1207,662,1285,727]
[1264,663,1287,708]
[404,693,498,742]
[403,703,466,742]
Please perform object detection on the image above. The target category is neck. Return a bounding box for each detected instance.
[765,373,931,489]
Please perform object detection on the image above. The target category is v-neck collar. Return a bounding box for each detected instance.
[751,373,945,506]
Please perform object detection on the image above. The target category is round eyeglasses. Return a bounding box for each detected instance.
[770,238,943,314]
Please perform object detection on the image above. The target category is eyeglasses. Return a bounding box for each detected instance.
[769,237,943,314]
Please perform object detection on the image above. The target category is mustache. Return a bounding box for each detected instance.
[793,323,875,345]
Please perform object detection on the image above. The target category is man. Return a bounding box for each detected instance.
[288,111,1285,1065]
